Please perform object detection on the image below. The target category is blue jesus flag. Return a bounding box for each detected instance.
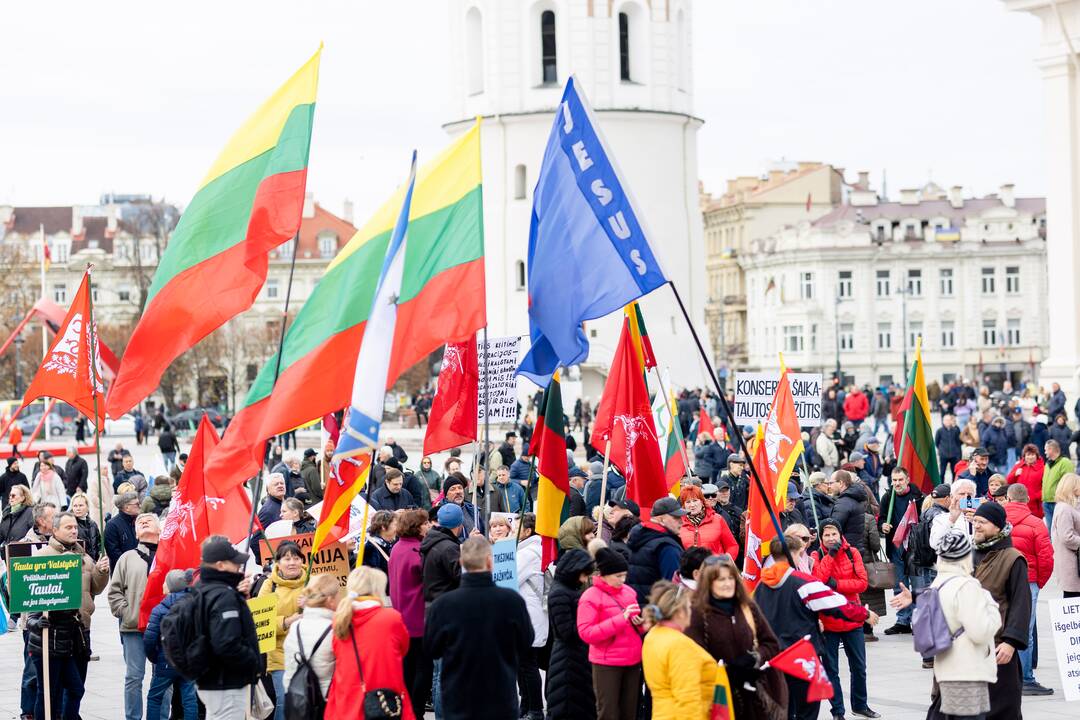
[516,76,667,388]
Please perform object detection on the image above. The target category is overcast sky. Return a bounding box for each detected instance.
[0,1,1045,219]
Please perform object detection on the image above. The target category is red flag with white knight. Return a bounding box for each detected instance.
[741,424,779,589]
[592,315,667,512]
[767,637,835,702]
[17,269,105,424]
[892,497,919,549]
[424,334,479,455]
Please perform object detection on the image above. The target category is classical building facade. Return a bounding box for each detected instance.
[701,162,844,373]
[740,181,1048,388]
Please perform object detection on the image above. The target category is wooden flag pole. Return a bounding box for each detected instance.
[598,438,612,512]
[84,265,107,556]
[355,448,376,569]
[42,614,51,720]
[514,453,537,544]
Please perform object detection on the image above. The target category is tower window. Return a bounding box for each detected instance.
[465,7,484,95]
[515,260,526,290]
[541,10,557,84]
[619,12,631,81]
[514,164,527,200]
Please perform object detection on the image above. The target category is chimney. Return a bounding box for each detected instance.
[343,198,354,225]
[767,170,785,184]
[302,191,315,219]
[999,183,1015,208]
[857,171,870,191]
[106,204,117,233]
[71,206,83,236]
[899,188,919,206]
[948,185,963,209]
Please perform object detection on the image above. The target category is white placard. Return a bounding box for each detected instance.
[733,371,823,428]
[1050,597,1080,701]
[478,335,521,424]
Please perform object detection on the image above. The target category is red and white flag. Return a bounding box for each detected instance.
[766,637,834,702]
[423,335,478,456]
[892,499,919,549]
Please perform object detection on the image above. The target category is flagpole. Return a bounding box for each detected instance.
[355,448,375,569]
[84,264,106,556]
[652,367,694,487]
[39,224,49,437]
[515,453,538,543]
[598,438,612,510]
[665,281,793,566]
[481,327,491,526]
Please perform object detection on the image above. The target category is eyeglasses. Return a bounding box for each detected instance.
[703,553,734,566]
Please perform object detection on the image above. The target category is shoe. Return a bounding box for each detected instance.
[851,709,882,719]
[883,623,912,635]
[922,658,934,669]
[832,714,845,720]
[864,633,878,642]
[1022,682,1054,696]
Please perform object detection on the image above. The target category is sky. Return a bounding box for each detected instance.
[0,1,1046,220]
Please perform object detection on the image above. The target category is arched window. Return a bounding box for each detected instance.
[540,10,557,84]
[465,7,484,95]
[514,164,527,200]
[676,9,686,90]
[515,260,527,290]
[619,12,631,81]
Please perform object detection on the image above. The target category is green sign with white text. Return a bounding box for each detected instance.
[7,553,83,614]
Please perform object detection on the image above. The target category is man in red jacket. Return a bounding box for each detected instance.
[1004,483,1055,695]
[843,388,870,425]
[812,519,879,720]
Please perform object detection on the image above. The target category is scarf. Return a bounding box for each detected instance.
[974,523,1012,550]
[687,511,706,527]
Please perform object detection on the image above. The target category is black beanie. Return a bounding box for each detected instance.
[594,547,629,576]
[442,475,465,496]
[974,500,1007,530]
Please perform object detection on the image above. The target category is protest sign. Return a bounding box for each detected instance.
[491,538,517,589]
[7,553,83,614]
[247,594,279,653]
[478,335,521,424]
[1049,597,1080,701]
[264,533,352,588]
[733,372,823,427]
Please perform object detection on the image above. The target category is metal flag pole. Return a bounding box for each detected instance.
[84,265,107,556]
[481,327,492,526]
[39,224,50,438]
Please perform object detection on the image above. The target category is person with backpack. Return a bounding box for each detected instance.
[282,573,338,715]
[144,569,198,720]
[257,540,310,720]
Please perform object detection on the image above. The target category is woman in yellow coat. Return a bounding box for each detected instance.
[641,580,718,720]
[257,540,309,720]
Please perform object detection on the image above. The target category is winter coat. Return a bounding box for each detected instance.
[811,539,869,632]
[960,422,980,448]
[815,432,839,470]
[546,550,596,720]
[157,429,180,454]
[679,508,738,556]
[1050,422,1073,451]
[829,484,868,553]
[143,588,189,663]
[0,504,33,546]
[62,455,89,497]
[76,515,102,561]
[140,482,172,517]
[369,484,416,511]
[878,486,924,547]
[324,600,415,719]
[693,441,726,481]
[283,606,335,698]
[1031,421,1050,457]
[299,457,323,503]
[416,467,442,496]
[113,467,146,494]
[576,576,645,666]
[425,572,533,720]
[256,564,309,672]
[103,511,138,569]
[192,566,261,690]
[257,495,284,530]
[1051,502,1080,593]
[642,625,716,720]
[0,468,28,509]
[797,490,833,529]
[982,424,1009,465]
[1004,502,1054,587]
[843,391,869,422]
[516,533,548,647]
[627,520,684,603]
[32,469,66,508]
[490,479,526,514]
[1007,457,1045,517]
[1043,455,1076,501]
[930,559,1001,683]
[935,425,962,460]
[108,541,156,632]
[388,535,425,637]
[38,536,109,629]
[420,525,461,604]
[1006,418,1031,450]
[26,608,87,659]
[958,465,995,498]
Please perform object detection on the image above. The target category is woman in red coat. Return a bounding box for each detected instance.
[326,566,415,720]
[1007,443,1045,518]
[678,485,739,556]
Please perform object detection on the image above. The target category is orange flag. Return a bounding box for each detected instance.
[18,269,104,425]
[742,425,781,590]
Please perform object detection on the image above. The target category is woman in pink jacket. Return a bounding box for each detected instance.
[576,547,646,720]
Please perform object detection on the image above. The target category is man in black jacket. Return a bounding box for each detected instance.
[369,468,416,511]
[626,497,686,603]
[828,470,867,554]
[934,414,962,481]
[421,504,463,604]
[425,537,533,720]
[879,468,924,635]
[193,536,260,718]
[63,446,89,499]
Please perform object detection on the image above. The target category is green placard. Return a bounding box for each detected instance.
[7,553,83,614]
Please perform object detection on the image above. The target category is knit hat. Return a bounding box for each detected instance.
[442,475,465,496]
[819,518,842,534]
[165,568,193,593]
[974,500,1007,530]
[594,547,628,576]
[937,529,973,560]
[437,502,464,529]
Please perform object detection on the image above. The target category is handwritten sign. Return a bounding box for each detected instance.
[492,538,518,590]
[247,594,279,654]
[478,336,521,424]
[263,533,352,588]
[733,372,823,428]
[1050,597,1080,701]
[7,553,83,614]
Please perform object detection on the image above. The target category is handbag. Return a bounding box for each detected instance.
[865,548,897,590]
[246,680,274,720]
[349,627,403,719]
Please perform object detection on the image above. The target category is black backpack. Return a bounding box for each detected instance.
[909,505,943,568]
[286,623,332,719]
[160,591,211,681]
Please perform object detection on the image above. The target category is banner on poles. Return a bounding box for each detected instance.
[7,553,83,614]
[1049,597,1080,701]
[247,594,279,653]
[478,336,521,424]
[263,533,351,588]
[734,372,822,427]
[491,538,518,589]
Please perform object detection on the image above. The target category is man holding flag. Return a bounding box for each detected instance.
[878,467,925,635]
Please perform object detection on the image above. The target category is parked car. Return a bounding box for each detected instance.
[104,412,137,436]
[167,408,226,432]
[18,410,67,437]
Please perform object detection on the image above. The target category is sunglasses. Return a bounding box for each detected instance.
[703,553,734,566]
[798,535,811,542]
[703,493,717,499]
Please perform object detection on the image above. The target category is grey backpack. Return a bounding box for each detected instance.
[912,576,964,657]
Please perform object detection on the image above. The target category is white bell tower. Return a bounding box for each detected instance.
[444,0,709,401]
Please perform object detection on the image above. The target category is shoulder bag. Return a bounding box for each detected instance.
[349,626,403,719]
[865,547,897,590]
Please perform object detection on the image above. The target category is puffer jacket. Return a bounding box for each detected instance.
[930,559,1001,683]
[829,483,868,553]
[626,520,683,604]
[256,564,310,672]
[1004,502,1054,587]
[546,550,596,720]
[194,566,262,690]
[75,515,102,561]
[140,483,172,517]
[642,625,716,720]
[1007,457,1045,517]
[679,508,738,556]
[576,576,645,666]
[516,533,548,647]
[37,536,109,629]
[420,525,461,604]
[143,588,189,663]
[811,538,868,632]
[0,504,33,546]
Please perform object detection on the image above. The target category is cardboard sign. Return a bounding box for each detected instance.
[7,553,83,614]
[491,538,517,590]
[1049,597,1080,701]
[733,372,823,428]
[478,335,521,424]
[263,533,352,588]
[247,594,279,654]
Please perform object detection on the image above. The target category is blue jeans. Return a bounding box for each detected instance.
[22,629,38,714]
[32,652,84,720]
[433,657,443,719]
[120,631,146,720]
[1020,582,1040,684]
[147,661,197,720]
[822,628,868,715]
[162,452,176,471]
[888,545,913,625]
[1044,502,1056,533]
[270,669,285,720]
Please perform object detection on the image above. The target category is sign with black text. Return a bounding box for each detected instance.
[7,553,83,614]
[478,336,521,424]
[1050,597,1080,701]
[734,372,822,428]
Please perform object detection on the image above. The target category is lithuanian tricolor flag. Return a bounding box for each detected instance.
[895,338,940,494]
[534,373,570,570]
[624,302,656,377]
[107,48,321,417]
[711,663,735,720]
[207,122,486,490]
